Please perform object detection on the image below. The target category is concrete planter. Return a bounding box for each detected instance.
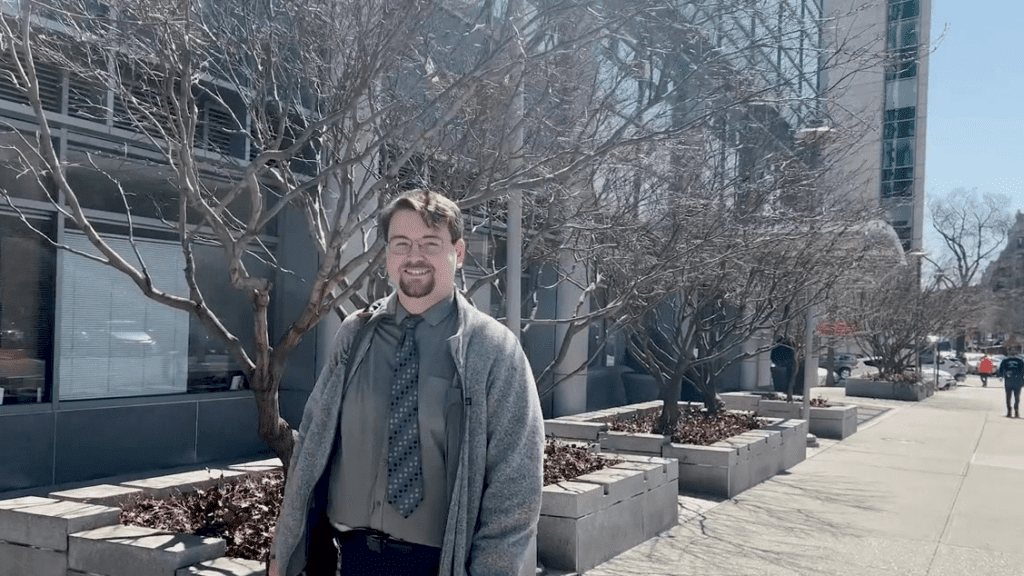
[538,453,678,574]
[544,401,807,498]
[845,377,931,401]
[0,460,277,576]
[719,393,858,440]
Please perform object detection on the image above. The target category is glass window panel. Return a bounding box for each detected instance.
[0,157,53,202]
[882,141,895,168]
[187,243,275,393]
[901,20,918,47]
[898,60,917,79]
[58,233,189,400]
[885,79,917,109]
[65,163,181,223]
[884,122,896,140]
[0,215,55,406]
[896,139,914,166]
[893,179,913,196]
[897,119,915,138]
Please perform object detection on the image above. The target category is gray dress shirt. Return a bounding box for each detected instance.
[327,294,459,548]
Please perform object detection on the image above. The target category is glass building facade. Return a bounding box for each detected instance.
[881,0,924,251]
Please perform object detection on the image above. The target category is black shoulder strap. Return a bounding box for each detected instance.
[340,306,377,394]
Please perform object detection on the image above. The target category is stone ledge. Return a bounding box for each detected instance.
[0,498,120,551]
[544,420,608,441]
[226,459,281,475]
[50,484,145,508]
[69,524,226,576]
[122,469,247,500]
[0,540,68,576]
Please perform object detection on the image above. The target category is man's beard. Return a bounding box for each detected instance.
[399,267,435,298]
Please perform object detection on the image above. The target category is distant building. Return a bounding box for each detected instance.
[983,212,1024,291]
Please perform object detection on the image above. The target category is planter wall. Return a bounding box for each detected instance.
[538,453,678,573]
[0,461,276,576]
[719,393,858,440]
[544,402,807,498]
[844,377,931,401]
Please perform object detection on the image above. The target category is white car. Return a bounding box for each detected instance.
[917,366,958,389]
[919,355,967,380]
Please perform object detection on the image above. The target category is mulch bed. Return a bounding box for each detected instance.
[120,471,282,562]
[543,439,621,486]
[606,406,765,445]
[120,439,621,562]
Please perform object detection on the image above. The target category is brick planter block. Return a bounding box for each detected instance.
[718,392,761,412]
[601,431,669,454]
[122,469,246,500]
[845,378,927,401]
[50,484,145,508]
[756,399,859,440]
[721,393,860,440]
[69,525,226,576]
[0,498,120,551]
[538,454,677,573]
[541,481,607,518]
[0,541,67,576]
[765,419,809,470]
[543,420,608,441]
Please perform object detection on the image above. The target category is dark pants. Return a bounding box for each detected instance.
[1006,382,1022,414]
[324,529,441,576]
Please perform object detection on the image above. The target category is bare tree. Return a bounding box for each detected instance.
[0,0,643,466]
[928,187,1013,288]
[0,0,895,465]
[835,261,967,381]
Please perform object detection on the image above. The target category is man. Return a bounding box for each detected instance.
[269,189,544,576]
[998,355,1023,418]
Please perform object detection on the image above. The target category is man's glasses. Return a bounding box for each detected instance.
[387,238,446,256]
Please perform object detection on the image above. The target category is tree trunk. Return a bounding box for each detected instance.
[656,379,682,435]
[250,354,296,473]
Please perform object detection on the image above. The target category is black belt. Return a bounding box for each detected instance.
[333,527,440,557]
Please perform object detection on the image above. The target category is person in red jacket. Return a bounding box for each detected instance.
[979,356,994,387]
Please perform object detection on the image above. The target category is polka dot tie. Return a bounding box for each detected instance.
[386,316,424,518]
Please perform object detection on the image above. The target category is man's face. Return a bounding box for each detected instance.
[385,209,465,313]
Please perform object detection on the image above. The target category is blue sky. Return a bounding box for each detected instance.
[925,2,1024,240]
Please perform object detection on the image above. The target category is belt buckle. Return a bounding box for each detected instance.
[366,533,385,553]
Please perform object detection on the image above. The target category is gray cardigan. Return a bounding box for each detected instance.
[273,292,544,576]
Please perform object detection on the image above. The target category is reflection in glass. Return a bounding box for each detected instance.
[0,215,55,405]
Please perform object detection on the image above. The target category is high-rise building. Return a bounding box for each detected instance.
[824,0,931,252]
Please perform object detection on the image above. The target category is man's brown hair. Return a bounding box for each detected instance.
[379,188,464,243]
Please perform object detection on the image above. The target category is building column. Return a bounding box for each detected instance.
[552,258,589,417]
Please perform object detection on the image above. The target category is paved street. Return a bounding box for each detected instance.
[583,375,1024,575]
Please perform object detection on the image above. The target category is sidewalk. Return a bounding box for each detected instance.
[584,376,1024,575]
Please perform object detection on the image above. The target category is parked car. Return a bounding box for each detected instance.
[916,366,958,389]
[818,352,858,379]
[920,356,967,381]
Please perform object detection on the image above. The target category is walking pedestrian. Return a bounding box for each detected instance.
[979,356,994,387]
[997,355,1023,418]
[268,189,544,576]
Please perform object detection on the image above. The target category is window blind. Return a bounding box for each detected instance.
[58,233,189,400]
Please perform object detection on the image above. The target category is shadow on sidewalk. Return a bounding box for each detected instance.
[588,469,892,575]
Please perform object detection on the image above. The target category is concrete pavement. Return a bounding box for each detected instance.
[583,376,1024,575]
